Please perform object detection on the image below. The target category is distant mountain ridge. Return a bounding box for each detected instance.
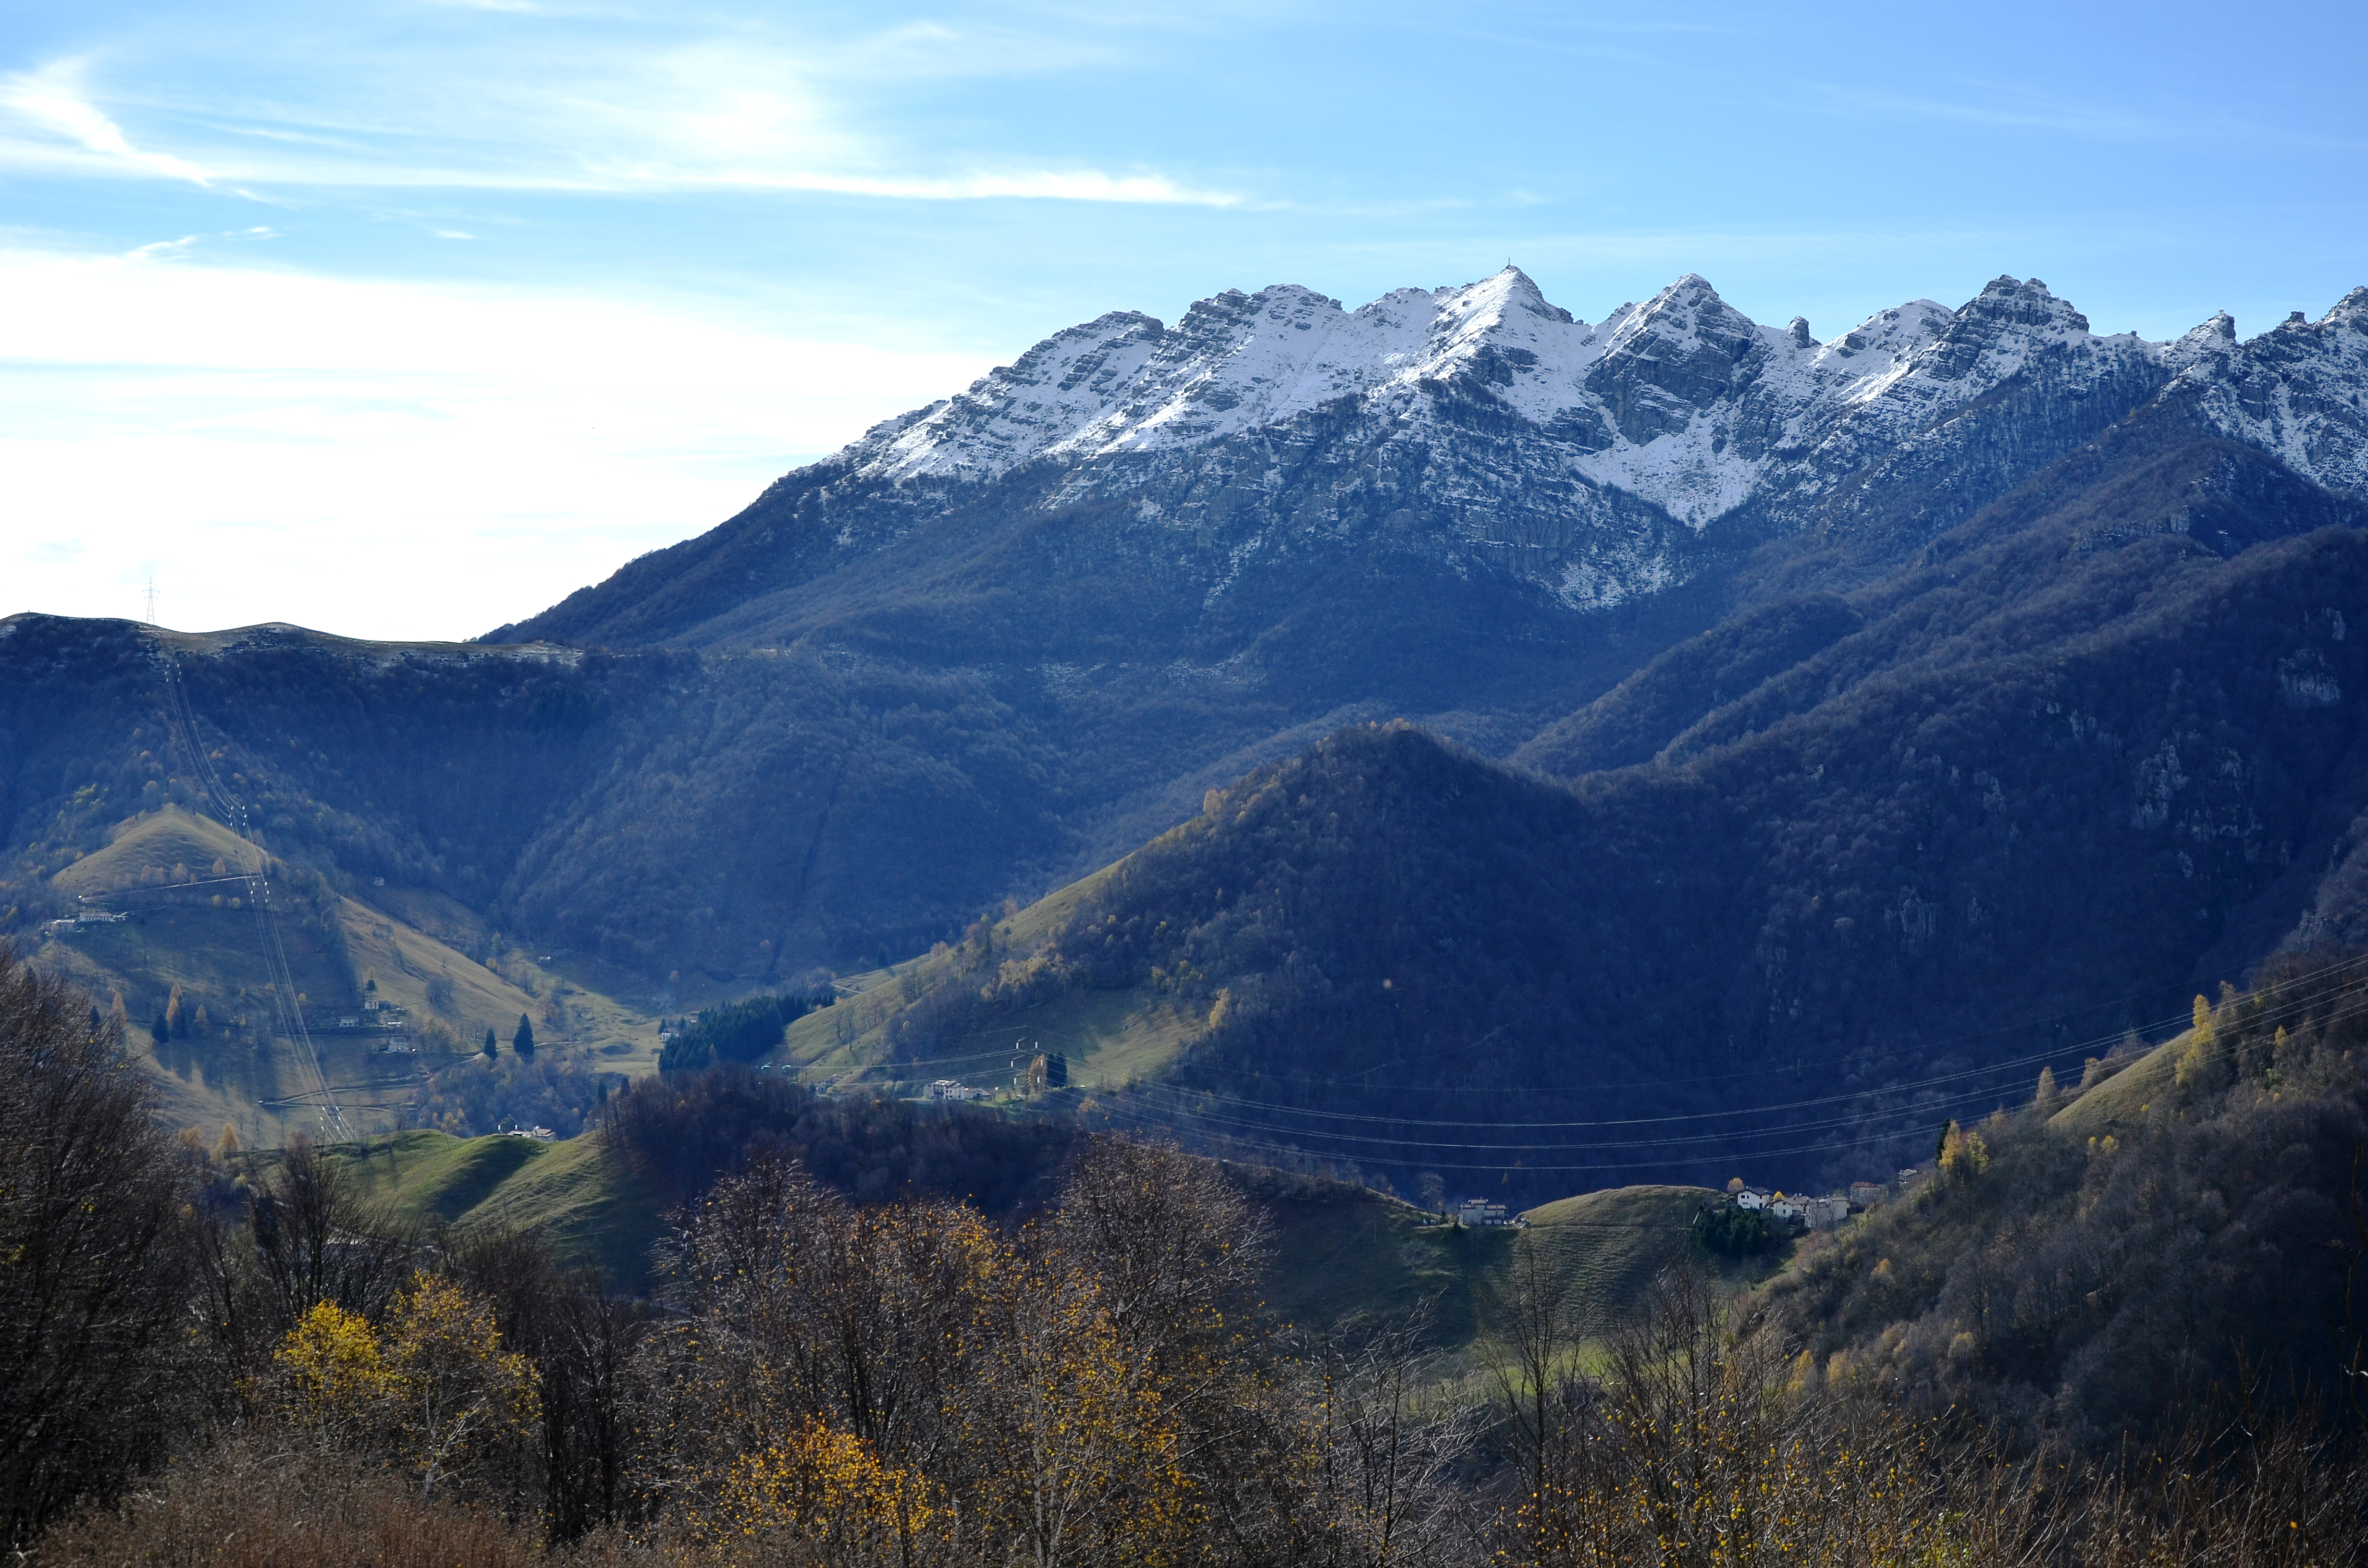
[502,269,2368,650]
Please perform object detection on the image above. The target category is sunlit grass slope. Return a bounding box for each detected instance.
[779,858,1203,1094]
[290,1129,1754,1338]
[317,1130,668,1289]
[1245,1170,1772,1359]
[2049,1032,2184,1138]
[29,803,661,1145]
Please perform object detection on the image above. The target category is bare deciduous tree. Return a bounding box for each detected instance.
[0,943,201,1544]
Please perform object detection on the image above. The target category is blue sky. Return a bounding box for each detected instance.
[5,0,2364,639]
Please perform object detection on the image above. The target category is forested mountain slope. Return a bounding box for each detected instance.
[0,623,1070,985]
[1756,950,2368,1447]
[819,428,2368,1200]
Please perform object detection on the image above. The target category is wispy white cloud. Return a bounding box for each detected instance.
[117,225,280,261]
[1,58,216,185]
[0,24,1241,206]
[648,166,1241,205]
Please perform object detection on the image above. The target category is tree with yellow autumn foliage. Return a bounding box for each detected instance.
[954,1247,1196,1568]
[268,1272,536,1499]
[693,1417,950,1568]
[1936,1119,1989,1180]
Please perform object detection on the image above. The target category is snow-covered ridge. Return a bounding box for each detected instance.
[2169,287,2368,497]
[826,267,2366,532]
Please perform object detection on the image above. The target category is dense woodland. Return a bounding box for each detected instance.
[1759,949,2368,1448]
[9,940,2368,1566]
[601,1066,1078,1211]
[654,992,829,1074]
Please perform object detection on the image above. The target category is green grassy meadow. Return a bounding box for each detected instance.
[289,1130,670,1290]
[281,1122,1760,1344]
[25,805,665,1145]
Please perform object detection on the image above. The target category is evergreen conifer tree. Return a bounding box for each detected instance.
[514,1014,535,1058]
[482,1027,498,1061]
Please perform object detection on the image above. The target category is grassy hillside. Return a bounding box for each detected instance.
[777,857,1211,1093]
[291,1116,1754,1348]
[339,898,536,1040]
[30,807,385,1146]
[47,803,257,897]
[312,1130,668,1289]
[1517,1184,1751,1318]
[1217,1169,1772,1360]
[2047,1031,2183,1138]
[786,967,1202,1096]
[22,803,662,1145]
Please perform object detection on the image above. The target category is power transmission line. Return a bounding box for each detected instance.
[157,649,349,1140]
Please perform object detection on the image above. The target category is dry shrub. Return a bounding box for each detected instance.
[2021,1402,2368,1568]
[34,1441,552,1568]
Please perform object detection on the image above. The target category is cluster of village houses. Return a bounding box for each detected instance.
[924,1055,1066,1103]
[45,910,129,932]
[1417,1169,1928,1231]
[1729,1169,1923,1230]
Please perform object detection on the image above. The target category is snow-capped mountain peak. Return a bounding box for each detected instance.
[814,266,2366,613]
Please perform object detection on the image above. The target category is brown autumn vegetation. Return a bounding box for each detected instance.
[7,939,2368,1566]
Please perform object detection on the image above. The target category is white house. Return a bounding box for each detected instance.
[1735,1187,1772,1211]
[1767,1193,1804,1222]
[1803,1194,1852,1230]
[1456,1199,1517,1227]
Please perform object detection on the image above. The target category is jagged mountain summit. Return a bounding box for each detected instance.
[840,268,2368,513]
[506,268,2368,649]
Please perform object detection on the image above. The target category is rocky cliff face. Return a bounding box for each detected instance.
[510,269,2368,650]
